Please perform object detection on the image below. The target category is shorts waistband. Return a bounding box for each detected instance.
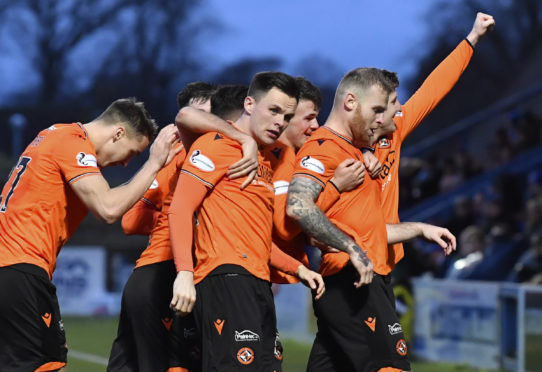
[7,263,49,280]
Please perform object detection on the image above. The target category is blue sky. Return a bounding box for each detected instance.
[201,0,437,99]
[0,1,455,103]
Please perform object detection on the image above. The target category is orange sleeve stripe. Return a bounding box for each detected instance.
[67,171,101,183]
[180,169,214,189]
[168,173,208,272]
[167,368,191,372]
[316,181,340,212]
[269,242,301,275]
[292,173,326,189]
[141,197,159,210]
[35,361,66,371]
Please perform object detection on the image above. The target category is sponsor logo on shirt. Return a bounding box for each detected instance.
[388,322,403,335]
[149,179,159,189]
[76,152,98,167]
[190,150,215,172]
[235,330,260,342]
[300,156,325,174]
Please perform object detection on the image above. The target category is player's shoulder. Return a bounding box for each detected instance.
[263,140,294,162]
[299,127,344,154]
[44,123,88,140]
[192,131,240,150]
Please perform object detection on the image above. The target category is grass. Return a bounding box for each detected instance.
[63,316,501,372]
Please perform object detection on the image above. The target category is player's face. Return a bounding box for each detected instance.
[281,99,319,150]
[351,85,387,147]
[246,87,297,146]
[373,90,401,142]
[99,131,149,168]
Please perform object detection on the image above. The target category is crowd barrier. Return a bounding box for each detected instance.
[413,277,542,372]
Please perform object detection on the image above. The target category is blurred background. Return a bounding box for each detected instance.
[1,0,541,371]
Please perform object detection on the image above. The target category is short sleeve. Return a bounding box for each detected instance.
[55,134,101,183]
[181,133,241,188]
[293,140,339,188]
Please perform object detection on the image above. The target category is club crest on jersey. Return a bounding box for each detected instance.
[300,156,325,174]
[190,150,215,172]
[237,347,254,365]
[76,152,97,167]
[378,138,391,148]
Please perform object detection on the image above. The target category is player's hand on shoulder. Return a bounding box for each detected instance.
[296,265,325,300]
[362,150,382,179]
[170,270,196,316]
[227,134,258,189]
[420,223,457,256]
[149,124,180,169]
[331,158,365,192]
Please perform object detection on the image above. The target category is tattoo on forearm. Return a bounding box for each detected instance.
[287,177,368,266]
[351,245,371,266]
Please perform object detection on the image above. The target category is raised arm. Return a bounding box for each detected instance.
[70,124,179,224]
[466,12,495,48]
[175,107,257,187]
[400,13,495,138]
[286,176,373,287]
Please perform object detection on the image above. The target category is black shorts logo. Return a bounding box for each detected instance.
[396,339,408,356]
[237,347,254,365]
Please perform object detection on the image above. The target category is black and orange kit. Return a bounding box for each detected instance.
[0,123,102,371]
[169,132,282,371]
[108,147,188,372]
[293,127,409,372]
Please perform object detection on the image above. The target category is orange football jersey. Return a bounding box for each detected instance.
[0,123,101,278]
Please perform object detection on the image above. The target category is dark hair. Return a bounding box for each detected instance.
[211,84,248,121]
[335,68,393,102]
[380,69,400,90]
[295,77,322,111]
[96,97,158,140]
[247,71,299,102]
[176,81,217,109]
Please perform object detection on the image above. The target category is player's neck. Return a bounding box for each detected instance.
[277,133,295,151]
[323,112,352,140]
[83,120,111,152]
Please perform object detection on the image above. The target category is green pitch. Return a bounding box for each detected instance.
[63,316,501,371]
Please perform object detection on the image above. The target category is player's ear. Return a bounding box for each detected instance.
[244,96,255,115]
[113,126,126,142]
[344,93,357,112]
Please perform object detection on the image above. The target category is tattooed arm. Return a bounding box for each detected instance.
[286,176,374,287]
